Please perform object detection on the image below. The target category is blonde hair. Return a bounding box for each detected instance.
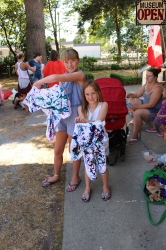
[81,80,103,118]
[16,52,24,60]
[61,48,79,61]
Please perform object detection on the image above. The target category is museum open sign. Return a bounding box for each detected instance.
[136,0,166,25]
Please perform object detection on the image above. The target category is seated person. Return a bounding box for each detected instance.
[126,67,163,145]
[12,93,24,109]
[146,85,166,137]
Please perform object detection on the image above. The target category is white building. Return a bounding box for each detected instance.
[51,42,101,58]
[0,46,11,57]
[73,44,100,58]
[0,42,101,59]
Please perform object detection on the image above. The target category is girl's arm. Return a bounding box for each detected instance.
[75,102,108,123]
[96,102,108,121]
[158,114,166,118]
[33,72,86,88]
[75,106,87,123]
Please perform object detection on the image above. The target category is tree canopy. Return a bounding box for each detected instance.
[0,0,26,57]
[64,0,136,55]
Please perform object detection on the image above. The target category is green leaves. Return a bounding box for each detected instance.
[0,0,26,56]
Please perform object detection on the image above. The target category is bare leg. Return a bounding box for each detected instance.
[132,109,150,139]
[42,131,68,186]
[66,135,81,191]
[83,170,91,195]
[101,168,110,199]
[81,170,91,201]
[160,124,164,131]
[149,122,157,130]
[127,98,142,126]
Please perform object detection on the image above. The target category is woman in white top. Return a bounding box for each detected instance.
[14,52,36,108]
[75,80,110,202]
[15,52,36,94]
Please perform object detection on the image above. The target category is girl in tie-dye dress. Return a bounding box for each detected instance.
[74,80,110,202]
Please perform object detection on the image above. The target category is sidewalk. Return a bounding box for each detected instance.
[63,140,166,250]
[62,85,166,250]
[23,85,166,249]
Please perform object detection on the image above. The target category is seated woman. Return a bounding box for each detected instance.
[127,67,163,145]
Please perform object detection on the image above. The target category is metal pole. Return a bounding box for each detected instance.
[161,26,166,62]
[57,12,61,58]
[160,26,166,80]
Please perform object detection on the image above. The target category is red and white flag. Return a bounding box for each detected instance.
[148,25,163,68]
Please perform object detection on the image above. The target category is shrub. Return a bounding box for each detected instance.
[110,73,142,85]
[93,65,111,71]
[80,56,97,71]
[111,64,121,70]
[121,64,131,70]
[0,55,15,77]
[85,71,94,80]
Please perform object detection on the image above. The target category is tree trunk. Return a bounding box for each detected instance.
[24,0,47,63]
[114,6,121,56]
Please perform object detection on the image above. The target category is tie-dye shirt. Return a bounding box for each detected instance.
[23,85,71,141]
[70,121,108,180]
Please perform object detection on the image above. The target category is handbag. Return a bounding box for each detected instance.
[143,163,166,225]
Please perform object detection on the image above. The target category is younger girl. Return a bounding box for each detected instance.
[75,80,110,202]
[33,49,86,191]
[146,86,166,137]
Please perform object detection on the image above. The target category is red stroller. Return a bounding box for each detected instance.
[96,78,129,165]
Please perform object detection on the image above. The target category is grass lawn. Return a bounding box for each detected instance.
[92,69,135,79]
[0,69,136,90]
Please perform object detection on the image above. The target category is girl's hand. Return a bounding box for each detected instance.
[158,114,166,118]
[75,117,81,123]
[75,117,87,123]
[33,81,42,89]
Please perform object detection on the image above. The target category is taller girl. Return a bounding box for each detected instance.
[34,49,86,191]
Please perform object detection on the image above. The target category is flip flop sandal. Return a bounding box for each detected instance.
[82,192,91,202]
[102,192,111,201]
[128,139,138,145]
[66,180,81,192]
[41,174,60,188]
[42,178,54,187]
